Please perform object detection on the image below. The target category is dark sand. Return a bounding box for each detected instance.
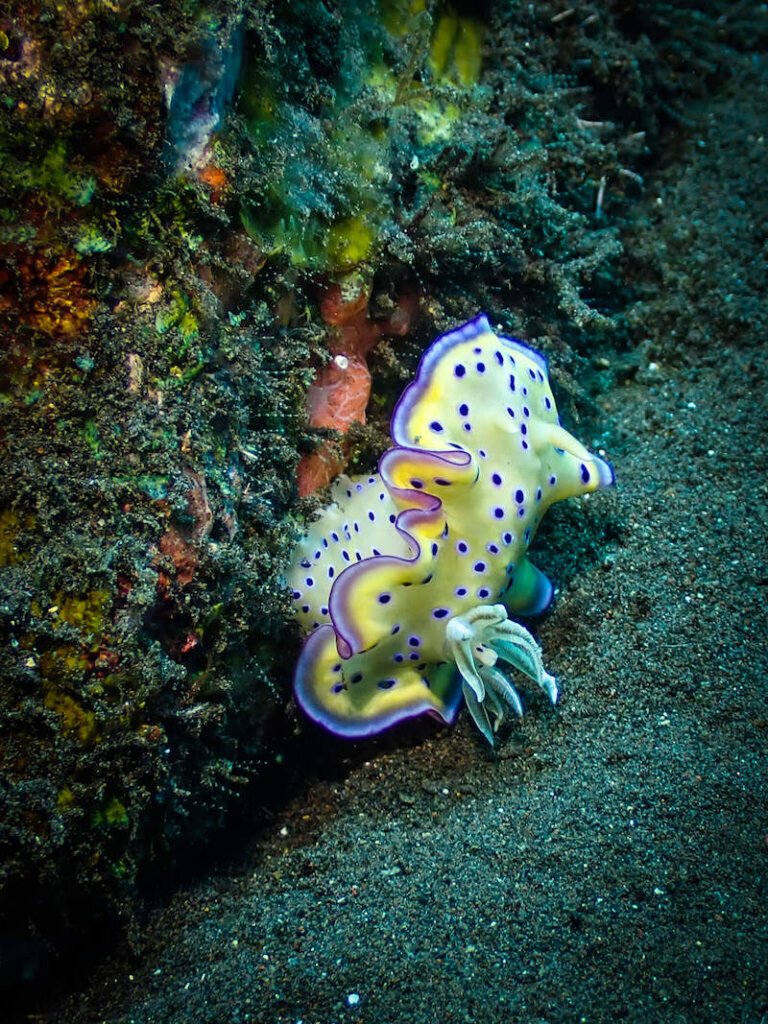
[33,55,767,1024]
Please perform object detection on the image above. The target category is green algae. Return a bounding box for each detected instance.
[428,7,485,87]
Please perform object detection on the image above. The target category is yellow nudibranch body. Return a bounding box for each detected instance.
[288,315,613,743]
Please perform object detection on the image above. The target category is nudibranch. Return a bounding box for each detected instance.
[287,314,614,744]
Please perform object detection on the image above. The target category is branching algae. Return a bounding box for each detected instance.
[288,315,613,743]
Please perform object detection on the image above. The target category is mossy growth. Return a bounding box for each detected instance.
[42,684,99,746]
[235,0,495,276]
[0,508,23,565]
[92,797,130,830]
[53,590,111,637]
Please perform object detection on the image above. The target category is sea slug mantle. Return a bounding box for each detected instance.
[287,314,614,743]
